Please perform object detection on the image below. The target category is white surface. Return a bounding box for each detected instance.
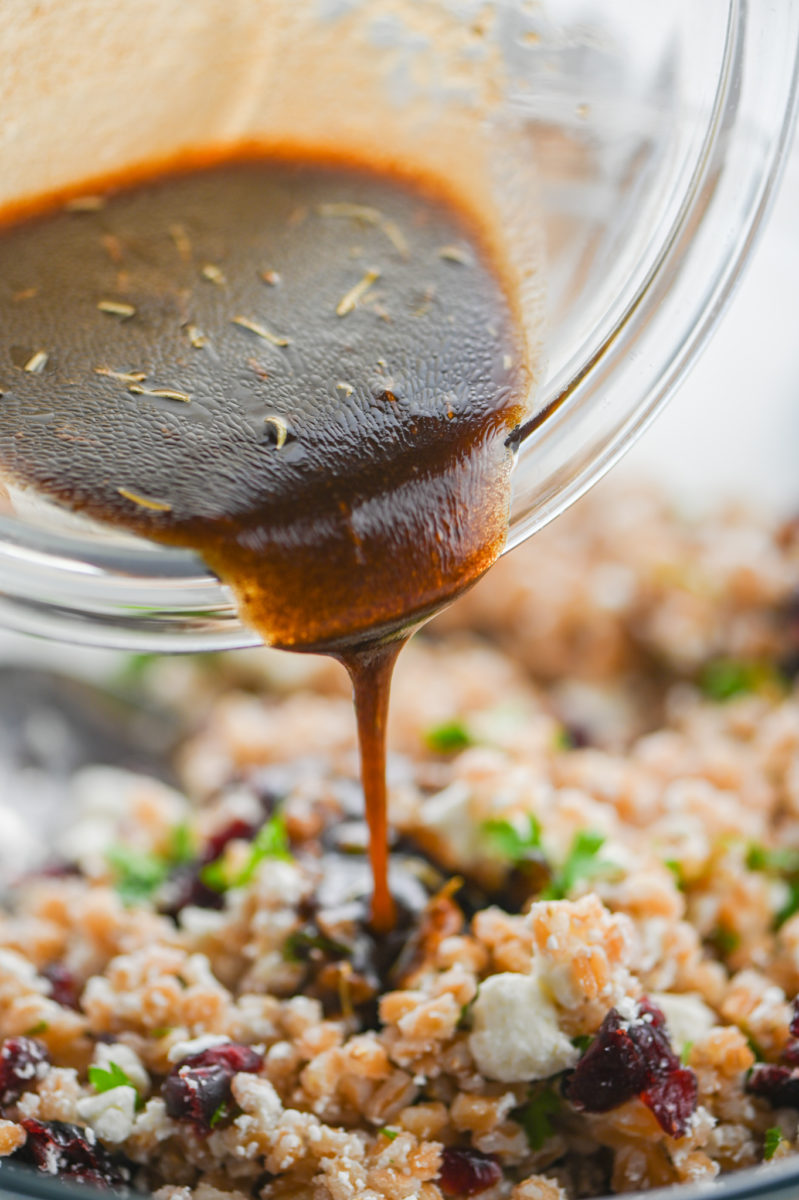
[620,133,799,515]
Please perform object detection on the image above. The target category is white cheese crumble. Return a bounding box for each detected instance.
[650,992,716,1051]
[167,1034,230,1063]
[418,781,486,869]
[76,1085,137,1143]
[469,971,579,1083]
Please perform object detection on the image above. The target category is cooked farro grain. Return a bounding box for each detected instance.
[0,483,798,1197]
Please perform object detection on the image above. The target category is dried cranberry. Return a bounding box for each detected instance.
[162,1043,261,1132]
[565,1000,697,1138]
[41,962,80,1010]
[438,1147,502,1197]
[16,1117,129,1189]
[747,1063,799,1108]
[0,1037,49,1104]
[642,1067,699,1138]
[203,819,257,864]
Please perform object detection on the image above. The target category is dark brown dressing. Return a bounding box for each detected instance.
[0,155,529,931]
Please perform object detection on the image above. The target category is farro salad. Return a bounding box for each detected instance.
[1,484,799,1198]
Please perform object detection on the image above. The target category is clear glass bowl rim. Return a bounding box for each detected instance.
[0,0,797,651]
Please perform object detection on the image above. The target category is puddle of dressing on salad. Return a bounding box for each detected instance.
[0,155,531,931]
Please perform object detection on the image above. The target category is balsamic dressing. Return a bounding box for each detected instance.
[0,156,530,930]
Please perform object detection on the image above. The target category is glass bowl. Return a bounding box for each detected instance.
[0,0,795,650]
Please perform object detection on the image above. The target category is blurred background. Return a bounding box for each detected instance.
[620,130,799,515]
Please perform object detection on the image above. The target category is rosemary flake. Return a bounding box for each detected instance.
[128,386,191,403]
[169,223,192,262]
[264,415,289,449]
[23,350,49,374]
[201,263,226,286]
[65,194,106,213]
[117,487,172,513]
[231,316,291,347]
[437,244,473,265]
[100,234,124,264]
[317,203,409,257]
[97,300,136,319]
[336,267,381,317]
[185,325,206,349]
[94,367,147,384]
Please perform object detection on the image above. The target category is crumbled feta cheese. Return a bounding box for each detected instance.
[0,948,45,988]
[167,1033,230,1063]
[418,781,486,868]
[469,971,579,1082]
[651,992,716,1051]
[77,1085,136,1142]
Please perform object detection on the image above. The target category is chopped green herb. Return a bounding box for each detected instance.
[571,1034,592,1054]
[107,822,199,906]
[379,1127,400,1142]
[284,928,350,962]
[514,1085,561,1151]
[664,859,686,890]
[745,843,799,928]
[708,925,741,956]
[26,1021,49,1036]
[106,846,170,906]
[699,658,782,702]
[209,1102,229,1129]
[88,1061,137,1095]
[551,725,574,751]
[747,1036,765,1062]
[481,815,543,863]
[680,1041,694,1066]
[199,857,230,893]
[778,880,799,929]
[747,843,799,874]
[202,813,292,893]
[169,822,196,865]
[424,718,474,754]
[235,813,292,885]
[764,1126,784,1160]
[541,830,613,900]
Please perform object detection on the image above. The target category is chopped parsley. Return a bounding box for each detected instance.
[201,813,292,893]
[707,925,741,956]
[746,842,799,927]
[169,822,196,865]
[514,1084,561,1151]
[764,1126,784,1160]
[571,1034,593,1054]
[551,725,574,751]
[379,1127,400,1142]
[106,819,201,907]
[106,846,171,907]
[680,1042,694,1066]
[284,928,350,962]
[209,1102,229,1129]
[541,830,613,900]
[482,815,543,863]
[664,859,686,890]
[88,1061,138,1097]
[699,658,782,702]
[424,719,474,754]
[25,1021,49,1036]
